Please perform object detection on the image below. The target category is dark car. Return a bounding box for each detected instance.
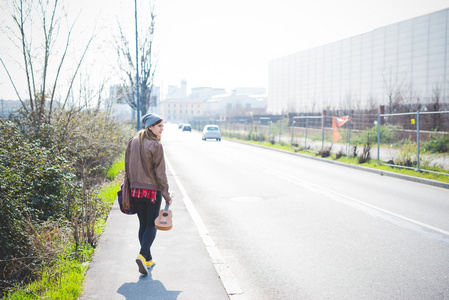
[182,124,192,132]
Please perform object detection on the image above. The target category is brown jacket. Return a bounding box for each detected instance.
[126,136,170,201]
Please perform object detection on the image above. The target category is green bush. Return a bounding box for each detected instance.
[335,149,345,160]
[317,146,332,158]
[357,141,371,164]
[352,124,403,145]
[3,167,122,299]
[395,143,418,167]
[0,110,132,297]
[422,136,449,153]
[0,120,80,292]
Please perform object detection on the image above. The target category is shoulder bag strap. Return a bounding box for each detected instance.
[125,137,133,179]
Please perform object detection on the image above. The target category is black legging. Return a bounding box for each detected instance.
[132,191,162,261]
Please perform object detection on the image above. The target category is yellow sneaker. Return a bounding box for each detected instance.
[136,254,148,275]
[145,259,156,269]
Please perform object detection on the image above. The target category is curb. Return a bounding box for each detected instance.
[227,139,449,190]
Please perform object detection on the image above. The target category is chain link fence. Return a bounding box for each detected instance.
[377,110,449,175]
[190,107,449,175]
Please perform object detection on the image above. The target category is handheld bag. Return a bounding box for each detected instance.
[117,177,135,214]
[117,138,136,215]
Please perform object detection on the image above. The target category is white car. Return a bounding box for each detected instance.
[202,125,221,141]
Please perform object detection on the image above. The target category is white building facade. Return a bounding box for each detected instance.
[268,9,449,114]
[159,98,203,122]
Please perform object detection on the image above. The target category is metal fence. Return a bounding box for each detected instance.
[192,109,449,175]
[377,110,449,175]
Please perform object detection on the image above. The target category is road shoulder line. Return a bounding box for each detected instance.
[166,157,247,300]
[247,157,449,246]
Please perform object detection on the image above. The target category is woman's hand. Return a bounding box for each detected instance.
[166,192,174,206]
[166,197,173,206]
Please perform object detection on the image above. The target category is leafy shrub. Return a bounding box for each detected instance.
[257,133,267,142]
[0,120,79,292]
[1,109,132,296]
[358,142,371,164]
[11,110,132,185]
[352,145,358,157]
[352,124,403,145]
[395,143,418,167]
[317,146,332,158]
[422,136,449,153]
[247,130,260,141]
[335,149,345,160]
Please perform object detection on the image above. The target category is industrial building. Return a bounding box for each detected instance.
[268,8,449,114]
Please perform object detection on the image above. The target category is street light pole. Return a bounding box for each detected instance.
[135,0,140,130]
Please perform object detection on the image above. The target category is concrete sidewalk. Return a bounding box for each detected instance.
[80,170,231,300]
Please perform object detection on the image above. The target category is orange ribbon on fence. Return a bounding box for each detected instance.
[332,116,352,142]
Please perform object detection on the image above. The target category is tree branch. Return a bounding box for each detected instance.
[0,57,28,114]
[61,30,94,110]
[49,11,79,122]
[13,0,35,119]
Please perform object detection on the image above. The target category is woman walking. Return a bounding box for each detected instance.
[126,113,173,275]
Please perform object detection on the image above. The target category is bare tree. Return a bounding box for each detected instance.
[286,97,298,113]
[367,96,379,111]
[431,85,443,129]
[0,0,94,132]
[341,91,355,111]
[383,67,407,114]
[115,2,156,118]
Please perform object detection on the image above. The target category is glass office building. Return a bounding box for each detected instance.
[268,8,449,114]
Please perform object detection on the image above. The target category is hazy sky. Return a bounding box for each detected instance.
[1,0,448,100]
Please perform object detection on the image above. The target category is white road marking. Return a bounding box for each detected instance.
[251,160,449,246]
[166,157,247,300]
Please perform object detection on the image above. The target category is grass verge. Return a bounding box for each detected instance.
[107,152,125,180]
[4,246,94,300]
[234,138,449,184]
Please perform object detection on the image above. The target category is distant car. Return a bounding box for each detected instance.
[182,124,192,132]
[202,125,221,141]
[178,123,184,129]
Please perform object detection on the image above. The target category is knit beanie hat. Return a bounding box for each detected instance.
[142,113,163,129]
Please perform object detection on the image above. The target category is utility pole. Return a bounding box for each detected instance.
[135,0,140,130]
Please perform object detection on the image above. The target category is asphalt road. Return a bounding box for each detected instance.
[163,123,449,300]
